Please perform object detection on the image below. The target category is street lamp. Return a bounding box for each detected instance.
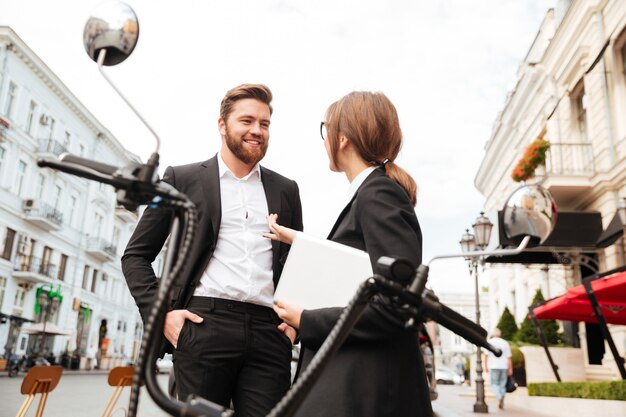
[35,284,62,358]
[460,212,493,414]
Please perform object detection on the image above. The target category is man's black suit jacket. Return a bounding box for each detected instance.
[121,154,303,325]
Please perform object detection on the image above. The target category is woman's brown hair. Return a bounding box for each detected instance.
[325,91,417,206]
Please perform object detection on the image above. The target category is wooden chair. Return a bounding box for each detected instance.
[15,365,63,417]
[102,366,134,417]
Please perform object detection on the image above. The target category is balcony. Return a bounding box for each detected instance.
[23,200,63,231]
[13,256,57,285]
[37,138,68,157]
[86,238,117,262]
[543,142,594,207]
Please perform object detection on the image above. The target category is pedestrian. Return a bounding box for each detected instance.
[266,91,432,417]
[86,344,97,370]
[484,328,513,409]
[122,83,303,417]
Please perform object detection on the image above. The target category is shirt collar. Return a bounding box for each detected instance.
[346,166,377,201]
[217,151,261,181]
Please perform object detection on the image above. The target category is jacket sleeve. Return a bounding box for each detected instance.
[299,178,422,350]
[121,166,177,322]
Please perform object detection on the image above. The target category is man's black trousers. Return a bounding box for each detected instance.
[174,296,293,417]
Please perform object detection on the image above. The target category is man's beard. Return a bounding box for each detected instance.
[224,126,268,165]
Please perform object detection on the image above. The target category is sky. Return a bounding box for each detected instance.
[0,0,553,294]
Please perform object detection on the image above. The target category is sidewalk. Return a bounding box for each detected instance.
[0,368,110,377]
[433,384,626,417]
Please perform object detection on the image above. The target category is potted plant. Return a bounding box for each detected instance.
[511,138,550,182]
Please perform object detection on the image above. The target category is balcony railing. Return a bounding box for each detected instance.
[23,201,63,227]
[15,255,57,280]
[545,142,595,176]
[87,238,117,258]
[37,138,68,157]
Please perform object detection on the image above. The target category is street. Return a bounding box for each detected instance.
[2,373,625,417]
[0,372,170,417]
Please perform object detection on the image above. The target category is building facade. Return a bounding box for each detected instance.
[0,26,144,367]
[475,0,626,380]
[436,291,490,369]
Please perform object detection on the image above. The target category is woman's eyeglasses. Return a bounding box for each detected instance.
[320,121,327,141]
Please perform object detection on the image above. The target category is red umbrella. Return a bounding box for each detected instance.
[533,270,626,325]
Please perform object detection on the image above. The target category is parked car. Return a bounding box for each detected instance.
[156,353,174,374]
[435,366,464,385]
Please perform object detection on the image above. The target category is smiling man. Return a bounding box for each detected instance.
[122,84,303,417]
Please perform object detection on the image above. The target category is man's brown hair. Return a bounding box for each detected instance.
[220,84,273,121]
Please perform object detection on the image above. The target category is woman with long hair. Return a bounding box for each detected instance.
[266,91,432,417]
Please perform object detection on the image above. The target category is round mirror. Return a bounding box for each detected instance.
[502,184,557,247]
[83,1,139,66]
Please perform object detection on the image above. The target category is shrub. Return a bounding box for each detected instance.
[496,307,518,341]
[528,380,626,401]
[510,346,525,369]
[517,289,561,345]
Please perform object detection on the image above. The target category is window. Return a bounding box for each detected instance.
[68,195,77,227]
[58,254,68,281]
[0,276,6,308]
[82,265,90,290]
[13,284,26,313]
[91,269,98,293]
[93,213,104,238]
[64,131,71,149]
[25,100,37,135]
[0,146,5,179]
[1,228,16,260]
[36,174,45,199]
[42,246,53,275]
[572,81,588,141]
[3,82,17,118]
[14,160,27,197]
[53,185,62,210]
[112,227,121,249]
[48,116,55,139]
[622,40,626,76]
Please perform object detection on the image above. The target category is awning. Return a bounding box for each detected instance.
[533,270,626,325]
[22,322,72,336]
[486,211,603,264]
[595,212,624,249]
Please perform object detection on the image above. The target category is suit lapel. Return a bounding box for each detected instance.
[200,155,221,240]
[261,167,281,266]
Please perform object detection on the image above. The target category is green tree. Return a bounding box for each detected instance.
[517,289,560,344]
[496,307,518,341]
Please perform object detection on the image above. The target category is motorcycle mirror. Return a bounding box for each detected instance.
[83,1,139,66]
[502,184,557,247]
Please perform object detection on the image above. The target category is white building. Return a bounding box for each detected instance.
[436,291,490,368]
[0,26,143,367]
[475,0,626,380]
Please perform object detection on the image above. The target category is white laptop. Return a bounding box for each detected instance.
[274,232,373,310]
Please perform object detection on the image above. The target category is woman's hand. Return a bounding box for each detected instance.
[273,300,303,329]
[263,213,297,245]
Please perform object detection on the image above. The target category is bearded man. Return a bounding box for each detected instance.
[122,84,303,417]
